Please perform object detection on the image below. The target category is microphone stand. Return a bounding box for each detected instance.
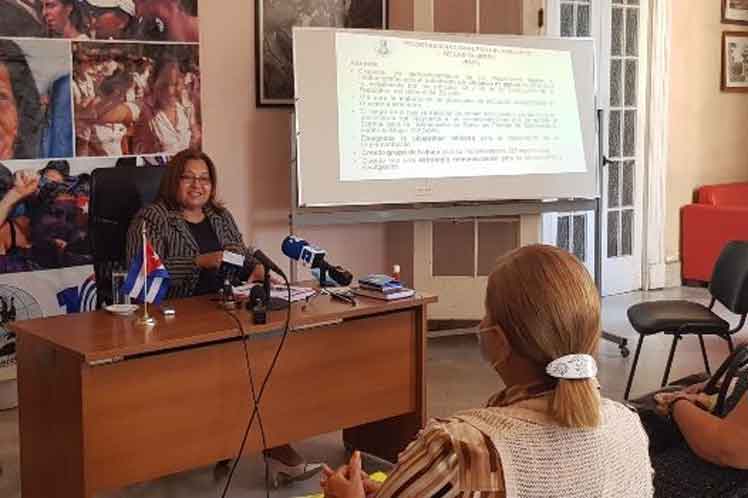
[262,271,289,311]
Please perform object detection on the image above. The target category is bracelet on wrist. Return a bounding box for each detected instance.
[668,396,691,417]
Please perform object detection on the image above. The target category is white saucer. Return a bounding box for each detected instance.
[105,304,139,316]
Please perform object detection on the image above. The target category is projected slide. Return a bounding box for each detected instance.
[335,32,587,182]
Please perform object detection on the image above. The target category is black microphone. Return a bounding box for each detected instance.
[252,249,287,279]
[247,284,267,324]
[251,249,289,312]
[315,260,353,287]
[218,251,250,286]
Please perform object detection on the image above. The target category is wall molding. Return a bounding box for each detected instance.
[643,0,671,290]
[545,0,561,36]
[665,260,681,288]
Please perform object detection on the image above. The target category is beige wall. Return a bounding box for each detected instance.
[666,2,748,262]
[481,0,523,35]
[434,0,476,32]
[432,0,523,35]
[522,0,544,36]
[200,2,414,277]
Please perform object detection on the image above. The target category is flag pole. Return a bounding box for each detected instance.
[138,222,155,327]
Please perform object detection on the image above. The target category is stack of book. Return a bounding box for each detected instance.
[352,274,416,301]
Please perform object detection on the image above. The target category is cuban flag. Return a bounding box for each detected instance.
[122,242,170,304]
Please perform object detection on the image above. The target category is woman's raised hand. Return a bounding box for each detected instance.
[320,451,379,498]
[10,170,39,200]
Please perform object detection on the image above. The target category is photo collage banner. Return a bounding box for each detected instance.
[0,0,201,369]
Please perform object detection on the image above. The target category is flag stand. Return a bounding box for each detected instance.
[137,223,156,328]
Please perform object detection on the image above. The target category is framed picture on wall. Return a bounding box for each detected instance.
[256,0,388,107]
[723,0,748,24]
[722,32,748,92]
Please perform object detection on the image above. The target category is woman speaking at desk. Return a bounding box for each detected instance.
[125,148,255,298]
[126,148,321,486]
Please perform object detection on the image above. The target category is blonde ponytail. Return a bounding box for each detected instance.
[486,244,602,429]
[551,378,601,428]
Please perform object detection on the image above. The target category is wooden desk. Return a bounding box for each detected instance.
[12,292,436,498]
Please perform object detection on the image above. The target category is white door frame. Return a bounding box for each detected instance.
[643,0,670,290]
[546,0,562,36]
[602,0,650,295]
[546,0,650,296]
[543,0,601,282]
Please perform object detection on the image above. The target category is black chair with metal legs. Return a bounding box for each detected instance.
[89,166,165,307]
[624,240,748,400]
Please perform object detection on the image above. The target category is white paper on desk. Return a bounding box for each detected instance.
[231,283,254,298]
[271,285,317,302]
[232,284,317,303]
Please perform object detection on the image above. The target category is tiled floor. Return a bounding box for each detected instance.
[1,287,743,497]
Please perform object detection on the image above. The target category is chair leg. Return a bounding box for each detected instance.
[727,334,735,353]
[624,335,646,401]
[698,334,711,375]
[662,335,680,388]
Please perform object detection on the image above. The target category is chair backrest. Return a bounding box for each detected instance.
[703,343,748,416]
[709,241,748,315]
[697,183,748,207]
[89,166,165,305]
[723,360,748,416]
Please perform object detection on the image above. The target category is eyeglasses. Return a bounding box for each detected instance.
[180,175,212,186]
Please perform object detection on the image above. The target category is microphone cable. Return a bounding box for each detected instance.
[221,308,270,498]
[220,274,293,498]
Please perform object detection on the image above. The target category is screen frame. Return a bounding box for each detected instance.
[293,28,599,208]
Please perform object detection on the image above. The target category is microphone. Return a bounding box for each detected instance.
[247,284,267,324]
[216,251,247,309]
[310,265,353,287]
[217,250,251,287]
[281,235,353,287]
[248,249,289,312]
[222,251,245,268]
[281,236,326,267]
[252,249,287,279]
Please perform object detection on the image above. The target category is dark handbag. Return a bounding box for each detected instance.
[630,344,748,452]
[631,344,748,498]
[628,372,707,454]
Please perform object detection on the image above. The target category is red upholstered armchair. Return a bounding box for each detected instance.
[681,182,748,284]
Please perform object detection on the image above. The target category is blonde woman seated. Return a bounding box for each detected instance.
[322,245,654,498]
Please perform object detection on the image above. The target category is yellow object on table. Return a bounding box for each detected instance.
[295,471,388,498]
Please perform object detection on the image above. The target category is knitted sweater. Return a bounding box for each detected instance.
[455,398,654,498]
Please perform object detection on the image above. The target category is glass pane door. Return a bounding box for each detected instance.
[546,0,647,295]
[544,0,596,276]
[602,0,646,295]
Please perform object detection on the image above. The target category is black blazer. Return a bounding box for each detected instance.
[126,201,256,299]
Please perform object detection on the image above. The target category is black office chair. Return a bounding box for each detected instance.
[89,166,165,307]
[624,240,748,400]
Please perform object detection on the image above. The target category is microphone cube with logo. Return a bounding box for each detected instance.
[299,245,326,267]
